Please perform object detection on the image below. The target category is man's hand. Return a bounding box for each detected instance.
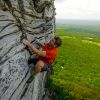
[22,39,46,57]
[22,39,31,46]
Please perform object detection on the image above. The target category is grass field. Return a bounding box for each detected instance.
[47,28,100,100]
[56,28,100,43]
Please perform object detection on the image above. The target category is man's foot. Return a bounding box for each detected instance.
[26,75,34,83]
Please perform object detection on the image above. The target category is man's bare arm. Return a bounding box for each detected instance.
[22,39,46,57]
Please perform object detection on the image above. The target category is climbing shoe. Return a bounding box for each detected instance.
[26,75,34,83]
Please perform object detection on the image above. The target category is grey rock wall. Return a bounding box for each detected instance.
[0,0,55,100]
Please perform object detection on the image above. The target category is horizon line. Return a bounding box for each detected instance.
[56,18,100,21]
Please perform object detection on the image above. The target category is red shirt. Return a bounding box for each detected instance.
[38,45,58,64]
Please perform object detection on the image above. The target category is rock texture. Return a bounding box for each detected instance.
[0,0,55,100]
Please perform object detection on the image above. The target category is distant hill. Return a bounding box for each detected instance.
[56,19,100,26]
[56,19,100,36]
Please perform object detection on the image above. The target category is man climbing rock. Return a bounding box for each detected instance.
[22,36,62,77]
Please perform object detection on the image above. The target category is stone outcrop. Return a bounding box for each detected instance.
[0,0,55,100]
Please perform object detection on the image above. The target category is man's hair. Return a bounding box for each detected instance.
[54,36,62,47]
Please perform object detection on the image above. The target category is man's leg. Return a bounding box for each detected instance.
[33,60,45,75]
[26,60,44,83]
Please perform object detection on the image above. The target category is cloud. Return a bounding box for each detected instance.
[55,0,100,20]
[55,0,66,3]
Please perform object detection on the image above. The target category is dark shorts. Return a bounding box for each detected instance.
[28,57,38,65]
[41,63,52,72]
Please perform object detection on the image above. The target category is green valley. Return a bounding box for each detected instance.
[47,20,100,100]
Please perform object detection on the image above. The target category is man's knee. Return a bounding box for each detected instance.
[34,60,44,74]
[36,60,44,67]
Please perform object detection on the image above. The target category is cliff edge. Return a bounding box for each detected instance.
[0,0,55,100]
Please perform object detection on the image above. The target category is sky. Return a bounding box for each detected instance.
[55,0,100,20]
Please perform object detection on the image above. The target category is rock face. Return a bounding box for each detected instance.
[0,0,55,100]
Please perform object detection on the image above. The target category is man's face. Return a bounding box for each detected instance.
[47,38,57,48]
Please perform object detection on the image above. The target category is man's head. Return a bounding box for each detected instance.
[47,36,62,48]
